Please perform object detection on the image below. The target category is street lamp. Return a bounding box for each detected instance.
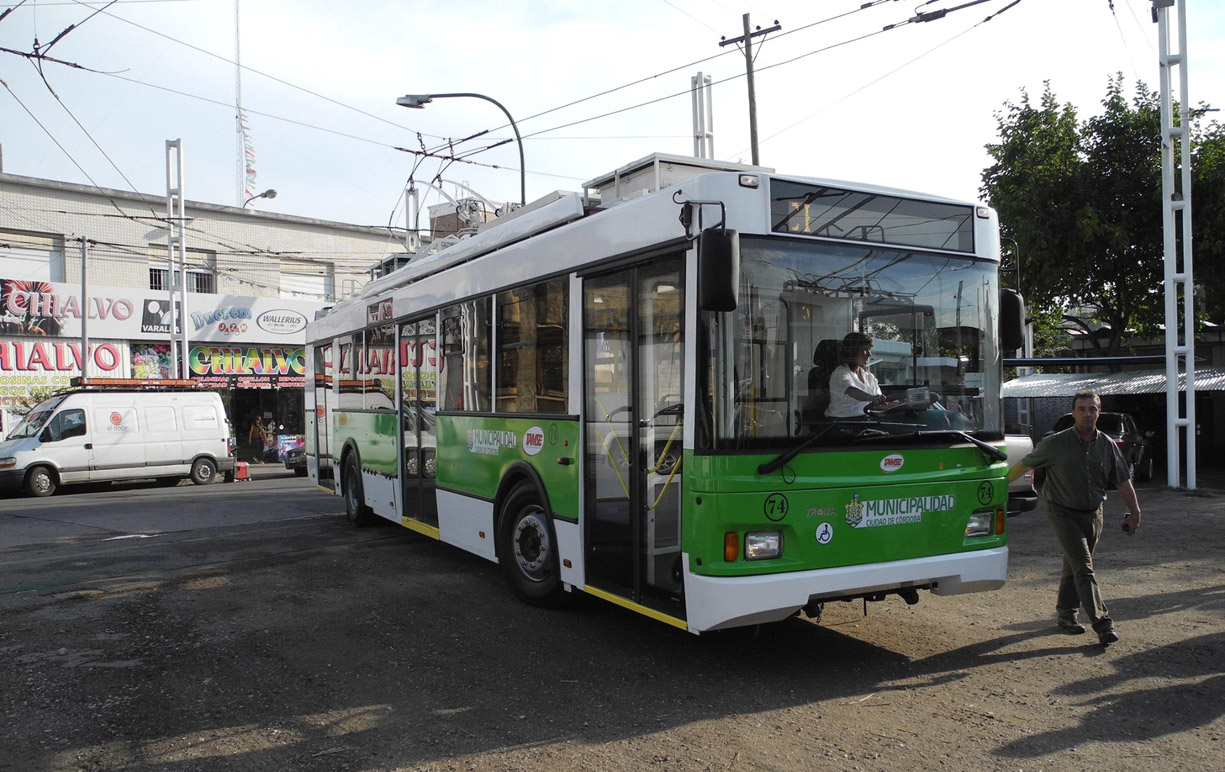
[243,188,277,208]
[397,92,525,207]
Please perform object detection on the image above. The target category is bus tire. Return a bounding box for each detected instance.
[342,454,374,527]
[190,458,216,485]
[498,484,568,608]
[25,465,57,497]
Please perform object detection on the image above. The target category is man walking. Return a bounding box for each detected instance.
[1007,391,1142,645]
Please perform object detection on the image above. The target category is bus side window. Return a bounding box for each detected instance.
[440,298,492,412]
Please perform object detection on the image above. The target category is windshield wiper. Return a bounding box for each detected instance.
[757,422,839,475]
[855,429,1006,465]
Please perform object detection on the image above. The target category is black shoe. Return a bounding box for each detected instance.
[1057,616,1086,635]
[1098,629,1119,645]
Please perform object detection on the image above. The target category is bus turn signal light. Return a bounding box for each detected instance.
[724,532,739,562]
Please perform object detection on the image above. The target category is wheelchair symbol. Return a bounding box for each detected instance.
[815,522,834,545]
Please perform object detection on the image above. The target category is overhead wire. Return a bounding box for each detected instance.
[63,0,448,143]
[423,0,898,159]
[9,0,1023,231]
[738,6,1001,156]
[1105,0,1143,81]
[9,0,894,192]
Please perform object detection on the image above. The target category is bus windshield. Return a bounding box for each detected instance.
[700,236,1003,451]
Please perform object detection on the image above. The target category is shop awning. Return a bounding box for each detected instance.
[1002,366,1225,398]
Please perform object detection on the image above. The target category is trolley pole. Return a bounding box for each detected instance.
[719,14,780,166]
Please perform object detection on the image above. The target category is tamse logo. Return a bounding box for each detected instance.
[522,425,545,456]
[880,454,905,472]
[109,412,122,426]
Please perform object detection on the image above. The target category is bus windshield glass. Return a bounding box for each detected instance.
[770,179,975,253]
[699,236,1003,451]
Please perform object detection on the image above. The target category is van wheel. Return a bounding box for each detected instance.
[498,484,569,608]
[190,459,216,485]
[343,455,374,527]
[25,466,57,497]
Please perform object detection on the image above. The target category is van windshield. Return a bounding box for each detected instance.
[8,408,55,440]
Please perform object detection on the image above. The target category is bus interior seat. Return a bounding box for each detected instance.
[801,339,840,422]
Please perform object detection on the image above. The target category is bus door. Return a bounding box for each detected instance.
[583,256,685,615]
[399,318,439,527]
[312,343,335,490]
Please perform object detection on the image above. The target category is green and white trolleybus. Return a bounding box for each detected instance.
[303,154,1025,633]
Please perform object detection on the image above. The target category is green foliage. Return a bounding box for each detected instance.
[980,76,1225,355]
[1193,119,1225,322]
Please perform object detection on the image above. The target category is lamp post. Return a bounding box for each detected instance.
[243,188,277,208]
[397,92,525,207]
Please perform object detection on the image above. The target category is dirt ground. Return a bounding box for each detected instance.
[1,480,1222,772]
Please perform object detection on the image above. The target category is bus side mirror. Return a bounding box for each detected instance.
[698,227,739,312]
[1000,288,1025,352]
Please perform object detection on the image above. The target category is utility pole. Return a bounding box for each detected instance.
[166,140,188,379]
[1154,0,1196,489]
[79,237,89,380]
[719,14,780,166]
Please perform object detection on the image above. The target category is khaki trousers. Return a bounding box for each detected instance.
[1046,502,1113,632]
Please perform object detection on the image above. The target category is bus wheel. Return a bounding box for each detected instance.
[190,459,216,485]
[498,484,568,608]
[343,455,374,527]
[25,466,57,497]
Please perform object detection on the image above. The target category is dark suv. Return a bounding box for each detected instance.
[1045,412,1154,482]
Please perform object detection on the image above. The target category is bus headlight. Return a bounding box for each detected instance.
[965,512,993,537]
[745,531,782,560]
[0,457,15,469]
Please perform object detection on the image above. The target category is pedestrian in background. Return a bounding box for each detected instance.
[1007,391,1142,645]
[247,416,266,464]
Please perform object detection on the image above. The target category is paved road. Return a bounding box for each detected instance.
[0,474,347,602]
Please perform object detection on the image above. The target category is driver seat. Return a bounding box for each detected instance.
[801,340,840,421]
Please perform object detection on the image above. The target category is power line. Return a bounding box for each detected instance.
[0,79,134,220]
[739,10,989,157]
[63,0,445,143]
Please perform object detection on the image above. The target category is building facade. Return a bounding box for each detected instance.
[0,172,406,460]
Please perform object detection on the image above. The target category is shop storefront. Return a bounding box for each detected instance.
[0,277,324,461]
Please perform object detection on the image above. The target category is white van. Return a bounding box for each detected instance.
[0,389,236,497]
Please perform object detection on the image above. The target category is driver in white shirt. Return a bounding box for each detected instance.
[826,331,895,418]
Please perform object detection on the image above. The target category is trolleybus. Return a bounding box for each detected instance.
[303,155,1025,633]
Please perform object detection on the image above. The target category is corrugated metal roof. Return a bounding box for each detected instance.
[1003,366,1225,398]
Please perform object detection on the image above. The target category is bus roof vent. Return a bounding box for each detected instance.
[583,152,772,206]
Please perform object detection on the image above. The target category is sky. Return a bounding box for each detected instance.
[1,0,1222,235]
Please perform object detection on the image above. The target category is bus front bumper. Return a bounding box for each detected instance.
[682,547,1008,633]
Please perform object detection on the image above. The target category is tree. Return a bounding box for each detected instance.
[1193,118,1225,322]
[980,76,1225,358]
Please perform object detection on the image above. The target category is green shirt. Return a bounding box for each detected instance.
[1022,427,1130,511]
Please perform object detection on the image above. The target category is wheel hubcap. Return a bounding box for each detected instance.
[512,508,551,581]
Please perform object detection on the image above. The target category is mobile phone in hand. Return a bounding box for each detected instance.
[1121,519,1133,535]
